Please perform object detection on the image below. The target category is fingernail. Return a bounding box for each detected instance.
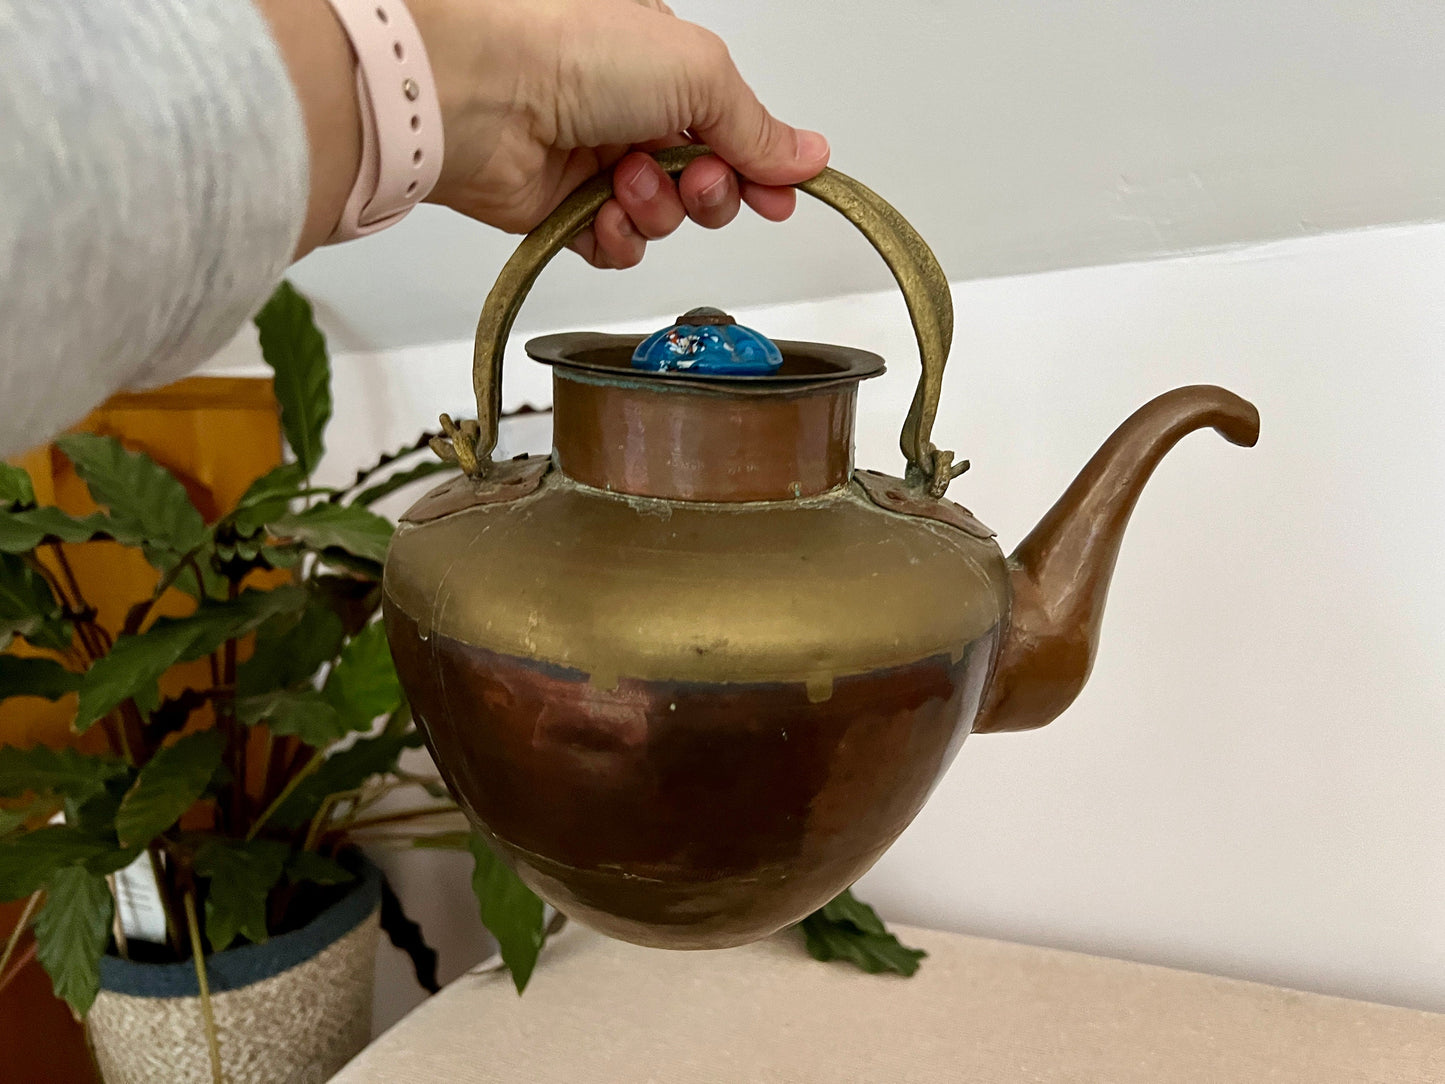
[795,129,829,162]
[698,174,730,207]
[616,215,636,237]
[627,164,659,201]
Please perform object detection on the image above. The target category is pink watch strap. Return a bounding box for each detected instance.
[322,0,444,242]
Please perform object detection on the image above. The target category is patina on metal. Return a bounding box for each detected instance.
[383,149,1259,949]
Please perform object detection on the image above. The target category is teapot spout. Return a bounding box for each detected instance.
[974,385,1259,734]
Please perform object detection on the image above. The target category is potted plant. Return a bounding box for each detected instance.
[0,281,922,1083]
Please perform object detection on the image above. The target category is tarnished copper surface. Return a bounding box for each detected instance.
[552,371,857,501]
[855,468,995,540]
[399,455,549,525]
[385,604,997,947]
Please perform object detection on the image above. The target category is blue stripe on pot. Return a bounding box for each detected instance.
[99,859,382,998]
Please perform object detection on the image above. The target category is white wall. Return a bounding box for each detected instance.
[285,0,1445,354]
[210,217,1445,1019]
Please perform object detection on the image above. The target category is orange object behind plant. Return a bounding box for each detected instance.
[0,375,283,1084]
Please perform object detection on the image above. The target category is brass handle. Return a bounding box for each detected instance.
[465,145,963,496]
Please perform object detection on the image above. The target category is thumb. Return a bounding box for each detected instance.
[684,35,829,186]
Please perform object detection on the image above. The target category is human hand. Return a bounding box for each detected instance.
[407,0,830,267]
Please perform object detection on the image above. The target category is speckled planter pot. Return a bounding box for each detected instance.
[87,861,382,1084]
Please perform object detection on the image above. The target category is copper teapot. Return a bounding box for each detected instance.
[383,147,1259,949]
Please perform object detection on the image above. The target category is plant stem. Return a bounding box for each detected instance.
[0,940,37,997]
[219,580,243,834]
[106,710,133,765]
[95,712,128,762]
[349,773,445,815]
[183,892,223,1084]
[26,551,99,662]
[119,700,150,767]
[105,874,129,961]
[261,734,298,810]
[181,551,212,602]
[119,544,209,637]
[343,804,461,833]
[246,749,323,842]
[0,888,43,986]
[303,789,362,853]
[148,845,184,956]
[44,543,116,663]
[255,728,275,809]
[49,543,92,624]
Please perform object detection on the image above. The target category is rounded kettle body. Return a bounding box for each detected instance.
[384,456,1007,947]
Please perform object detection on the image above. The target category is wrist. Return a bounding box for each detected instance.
[257,0,363,258]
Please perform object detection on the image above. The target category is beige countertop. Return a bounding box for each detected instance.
[335,924,1444,1083]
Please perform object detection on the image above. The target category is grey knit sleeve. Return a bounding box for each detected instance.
[0,0,308,455]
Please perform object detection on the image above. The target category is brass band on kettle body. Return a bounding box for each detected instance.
[469,145,962,495]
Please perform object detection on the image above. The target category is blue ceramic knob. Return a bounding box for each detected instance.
[631,307,783,375]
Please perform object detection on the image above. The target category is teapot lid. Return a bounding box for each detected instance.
[631,307,783,375]
[525,307,885,390]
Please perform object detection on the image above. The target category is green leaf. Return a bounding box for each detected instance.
[0,797,62,838]
[75,585,306,731]
[236,689,346,747]
[467,833,546,994]
[34,865,113,1016]
[236,601,346,697]
[0,464,35,509]
[114,730,224,847]
[54,433,206,557]
[0,745,129,802]
[0,655,81,701]
[232,463,308,536]
[799,890,925,977]
[82,846,144,878]
[0,808,30,837]
[324,622,402,731]
[236,462,308,511]
[817,886,889,935]
[269,730,422,830]
[0,809,32,837]
[194,838,290,951]
[0,507,145,553]
[52,433,214,597]
[269,504,393,566]
[255,281,331,475]
[351,460,457,508]
[0,553,70,653]
[0,826,113,901]
[285,850,354,887]
[63,774,129,836]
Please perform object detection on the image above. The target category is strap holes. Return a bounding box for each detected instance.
[394,42,405,60]
[375,6,388,23]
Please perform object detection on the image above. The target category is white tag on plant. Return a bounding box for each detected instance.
[112,851,169,944]
[52,808,170,944]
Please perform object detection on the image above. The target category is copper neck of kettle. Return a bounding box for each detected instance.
[551,371,857,502]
